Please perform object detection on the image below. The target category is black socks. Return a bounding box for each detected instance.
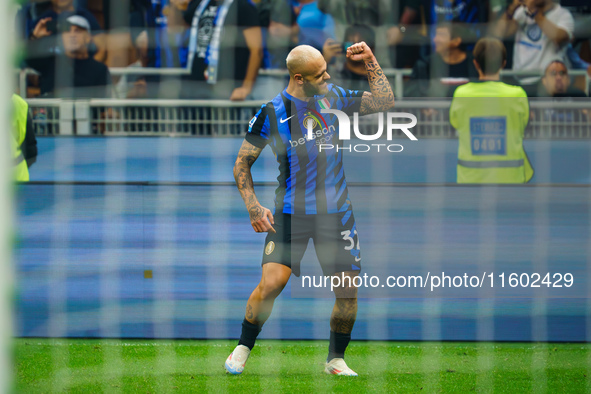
[239,321,351,359]
[327,331,351,361]
[238,319,261,350]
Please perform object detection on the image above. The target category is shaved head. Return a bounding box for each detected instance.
[286,45,324,77]
[285,45,331,97]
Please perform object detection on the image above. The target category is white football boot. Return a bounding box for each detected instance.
[324,358,358,376]
[224,345,251,375]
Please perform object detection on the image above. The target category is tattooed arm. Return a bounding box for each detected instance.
[233,140,276,233]
[345,41,395,115]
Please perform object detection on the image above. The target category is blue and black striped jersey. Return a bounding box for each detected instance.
[245,84,364,215]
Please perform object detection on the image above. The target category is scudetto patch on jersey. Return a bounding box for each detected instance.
[265,241,275,255]
[318,97,331,109]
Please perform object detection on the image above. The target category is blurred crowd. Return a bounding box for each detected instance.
[17,0,591,100]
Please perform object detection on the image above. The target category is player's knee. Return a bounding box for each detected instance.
[334,286,358,299]
[257,278,287,300]
[332,271,359,299]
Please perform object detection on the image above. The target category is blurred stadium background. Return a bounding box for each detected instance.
[6,0,591,391]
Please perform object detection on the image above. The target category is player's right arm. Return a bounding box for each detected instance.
[233,140,276,233]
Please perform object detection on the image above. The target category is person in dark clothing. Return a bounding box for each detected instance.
[387,0,423,69]
[533,59,588,125]
[535,60,587,98]
[322,24,375,92]
[28,0,106,62]
[181,0,263,100]
[406,22,478,97]
[25,14,111,99]
[258,0,296,69]
[402,0,490,45]
[16,1,53,41]
[22,111,38,169]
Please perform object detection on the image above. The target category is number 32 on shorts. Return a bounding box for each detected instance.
[341,229,361,262]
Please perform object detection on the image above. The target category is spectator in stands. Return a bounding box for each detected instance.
[294,0,336,52]
[318,0,393,71]
[401,0,490,28]
[536,59,587,97]
[389,0,491,58]
[29,0,107,63]
[181,0,263,100]
[152,0,191,68]
[494,0,574,91]
[16,1,53,41]
[104,0,154,69]
[113,31,153,99]
[386,0,422,69]
[250,0,297,99]
[25,14,112,98]
[322,24,375,91]
[406,23,478,98]
[258,0,297,69]
[567,44,591,78]
[318,0,390,27]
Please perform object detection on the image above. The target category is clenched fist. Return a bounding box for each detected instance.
[346,41,375,64]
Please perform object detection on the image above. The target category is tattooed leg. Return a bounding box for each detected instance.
[244,262,292,325]
[331,271,359,334]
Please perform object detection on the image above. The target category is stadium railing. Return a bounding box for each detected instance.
[26,99,72,136]
[26,98,590,138]
[18,67,591,100]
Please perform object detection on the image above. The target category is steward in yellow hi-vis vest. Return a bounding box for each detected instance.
[12,94,30,182]
[450,37,534,184]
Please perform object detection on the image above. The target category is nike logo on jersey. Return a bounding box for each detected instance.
[280,115,295,123]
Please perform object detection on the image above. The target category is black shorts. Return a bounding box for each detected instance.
[261,210,362,277]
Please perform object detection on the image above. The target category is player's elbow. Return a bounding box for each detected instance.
[385,97,395,111]
[379,96,395,112]
[233,160,242,181]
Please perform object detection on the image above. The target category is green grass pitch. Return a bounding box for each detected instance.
[15,339,591,392]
